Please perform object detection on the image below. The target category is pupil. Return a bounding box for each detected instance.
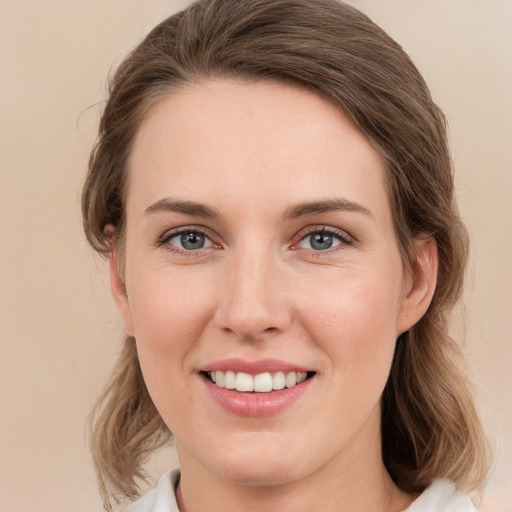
[311,232,332,250]
[181,232,204,250]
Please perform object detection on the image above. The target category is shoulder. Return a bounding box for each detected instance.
[404,479,477,512]
[122,468,181,512]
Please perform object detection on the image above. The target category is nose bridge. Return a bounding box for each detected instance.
[215,241,289,339]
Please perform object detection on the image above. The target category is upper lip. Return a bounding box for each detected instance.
[201,358,312,374]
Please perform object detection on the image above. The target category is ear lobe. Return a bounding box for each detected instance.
[109,247,135,337]
[397,236,438,335]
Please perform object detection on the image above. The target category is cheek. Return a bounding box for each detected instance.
[296,267,402,386]
[126,267,215,384]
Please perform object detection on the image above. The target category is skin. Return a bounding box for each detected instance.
[110,80,438,512]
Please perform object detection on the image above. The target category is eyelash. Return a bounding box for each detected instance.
[291,225,354,253]
[156,226,219,256]
[156,225,354,255]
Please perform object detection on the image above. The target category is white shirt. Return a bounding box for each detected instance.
[123,468,477,512]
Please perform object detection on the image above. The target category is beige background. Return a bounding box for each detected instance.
[0,1,510,511]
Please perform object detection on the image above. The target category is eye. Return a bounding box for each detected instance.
[165,230,213,251]
[295,227,352,251]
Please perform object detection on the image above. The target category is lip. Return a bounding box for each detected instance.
[202,358,311,374]
[199,358,315,417]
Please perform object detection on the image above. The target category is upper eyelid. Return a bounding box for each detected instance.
[157,225,217,245]
[286,226,355,256]
[294,225,354,243]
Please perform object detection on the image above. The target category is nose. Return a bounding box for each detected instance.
[214,248,291,341]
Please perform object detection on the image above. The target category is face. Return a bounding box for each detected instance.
[112,80,435,488]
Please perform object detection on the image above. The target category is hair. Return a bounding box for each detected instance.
[82,0,491,509]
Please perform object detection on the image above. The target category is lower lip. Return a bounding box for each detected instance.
[201,375,313,417]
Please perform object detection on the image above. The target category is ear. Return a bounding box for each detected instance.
[107,233,135,337]
[396,236,438,335]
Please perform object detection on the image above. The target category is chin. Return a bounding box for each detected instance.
[205,434,313,487]
[216,460,306,488]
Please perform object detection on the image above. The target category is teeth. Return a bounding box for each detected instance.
[254,372,273,392]
[236,372,254,392]
[272,371,286,390]
[224,370,236,390]
[216,371,226,387]
[285,372,297,387]
[208,370,310,393]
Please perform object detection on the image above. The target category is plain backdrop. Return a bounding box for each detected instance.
[0,1,511,511]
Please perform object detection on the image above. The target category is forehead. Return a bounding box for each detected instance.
[128,79,390,223]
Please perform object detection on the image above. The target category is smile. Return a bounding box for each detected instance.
[200,359,316,416]
[207,370,311,393]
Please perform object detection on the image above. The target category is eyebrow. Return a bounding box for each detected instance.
[144,198,220,219]
[282,198,373,220]
[144,197,372,221]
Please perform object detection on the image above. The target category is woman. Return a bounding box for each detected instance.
[82,0,491,510]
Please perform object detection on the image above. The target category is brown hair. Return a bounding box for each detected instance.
[82,0,491,509]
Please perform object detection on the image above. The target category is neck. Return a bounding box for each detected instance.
[176,409,414,512]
